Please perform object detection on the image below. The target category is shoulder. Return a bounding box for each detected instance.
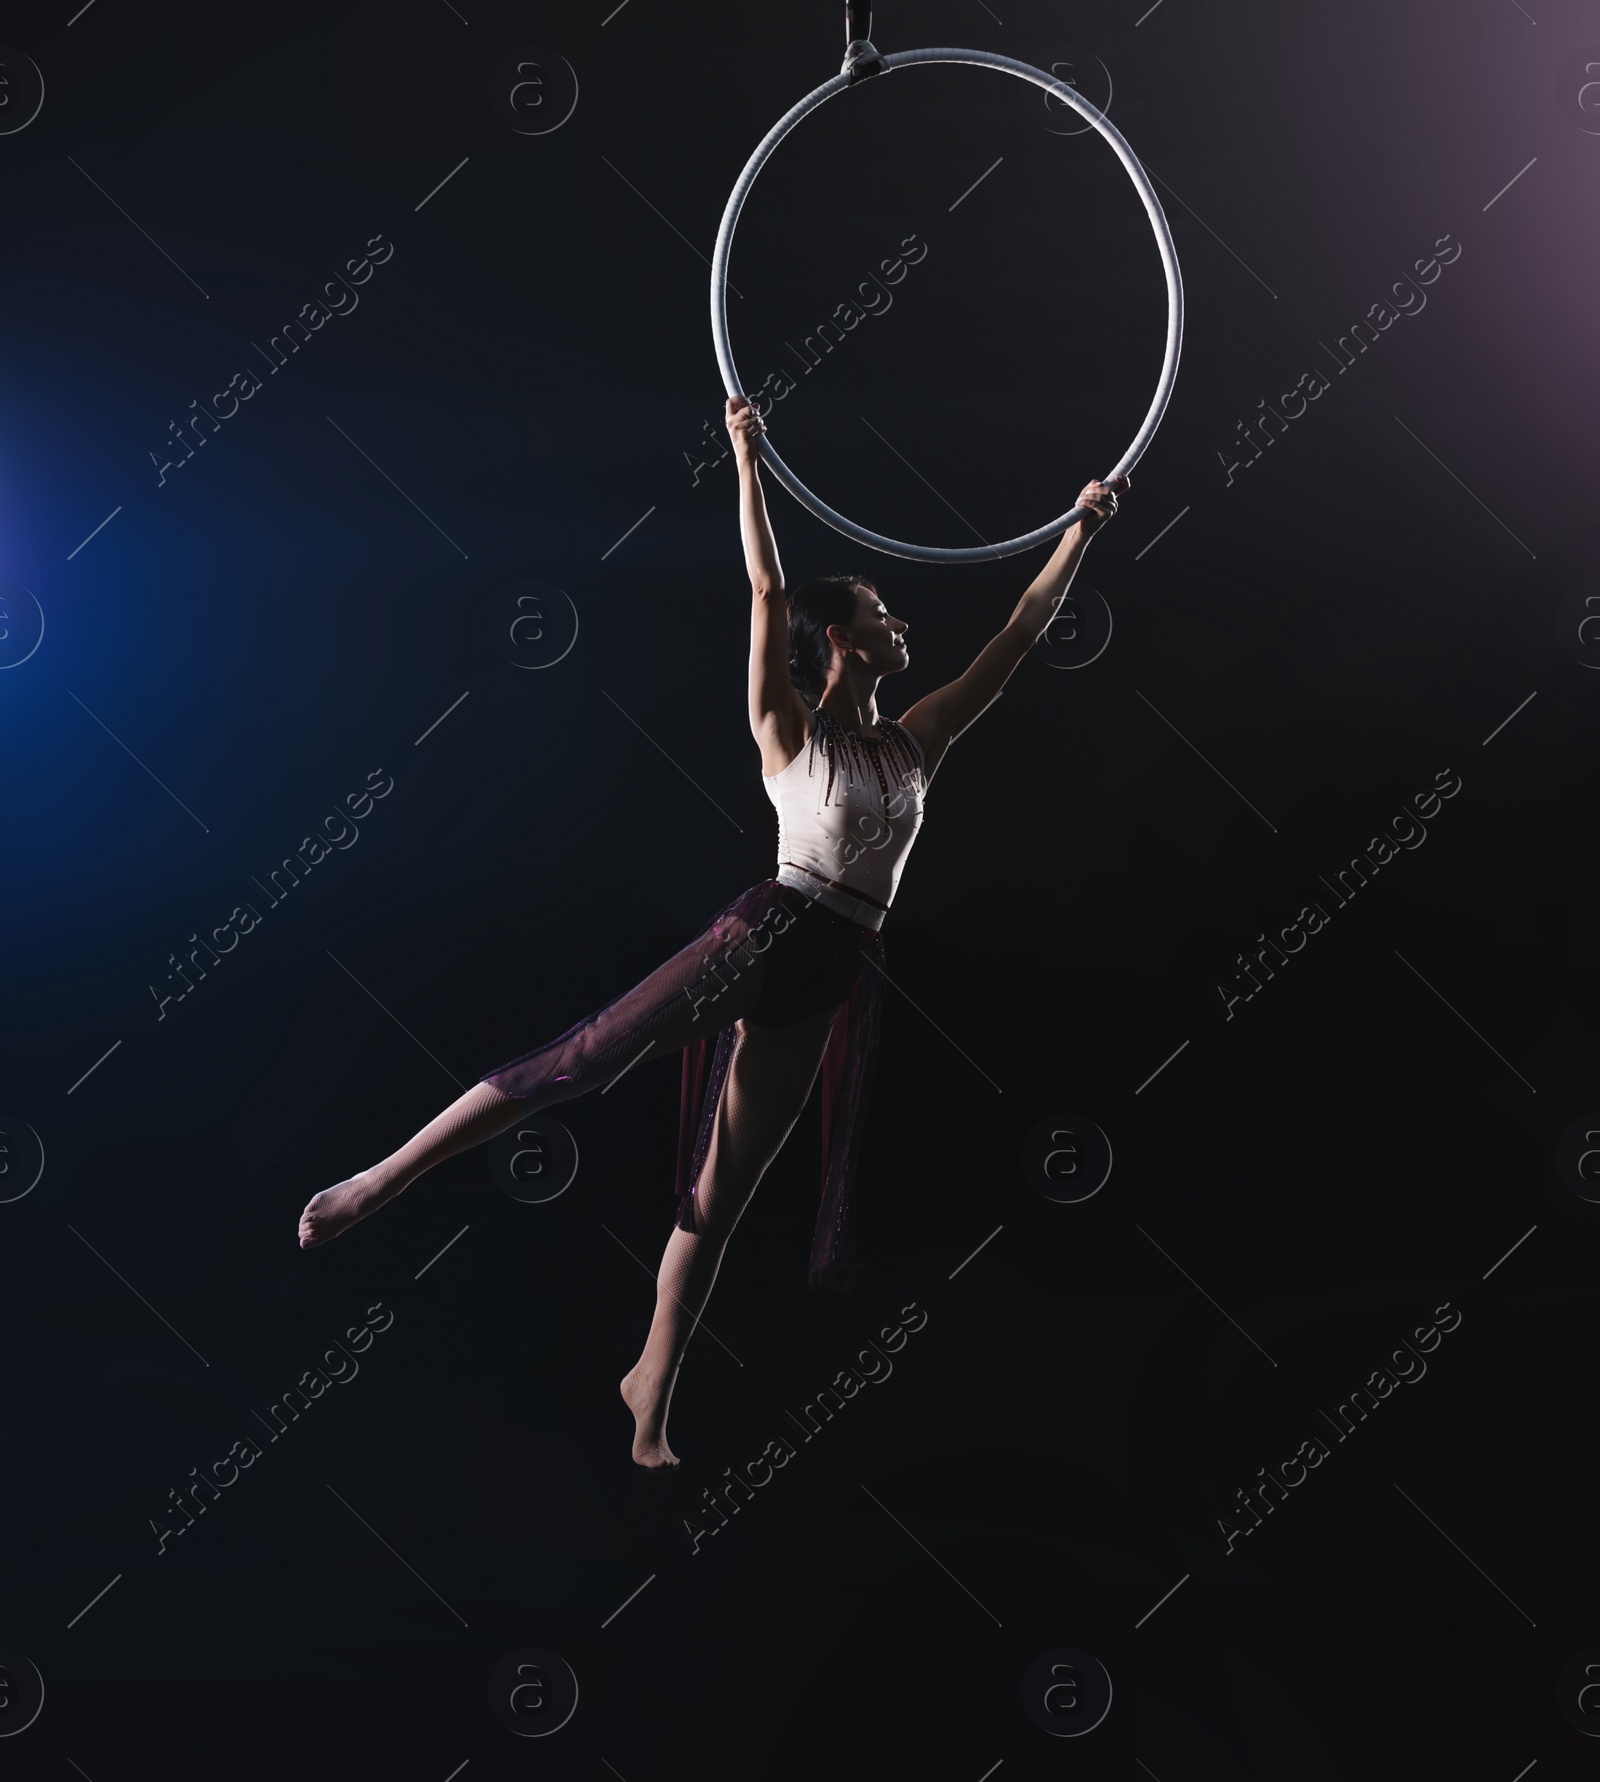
[881,715,923,754]
[883,714,930,771]
[889,703,935,756]
[758,703,821,779]
[884,711,945,786]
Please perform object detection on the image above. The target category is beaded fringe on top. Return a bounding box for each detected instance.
[805,705,923,811]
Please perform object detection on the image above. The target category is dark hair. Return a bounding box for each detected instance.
[786,573,877,706]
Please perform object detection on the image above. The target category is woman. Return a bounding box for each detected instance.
[297,394,1126,1466]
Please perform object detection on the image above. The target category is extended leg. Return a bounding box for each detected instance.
[298,1080,526,1248]
[298,901,775,1249]
[621,1002,842,1466]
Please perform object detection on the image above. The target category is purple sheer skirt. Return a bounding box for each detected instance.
[478,879,885,1291]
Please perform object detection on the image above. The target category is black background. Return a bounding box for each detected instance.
[2,1,1598,1775]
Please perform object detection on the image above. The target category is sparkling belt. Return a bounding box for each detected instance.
[776,862,888,933]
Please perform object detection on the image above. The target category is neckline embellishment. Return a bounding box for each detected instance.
[804,704,922,807]
[817,706,888,743]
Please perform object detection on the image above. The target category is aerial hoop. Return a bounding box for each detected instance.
[709,35,1184,564]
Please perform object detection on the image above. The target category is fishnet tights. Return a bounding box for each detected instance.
[352,892,795,1205]
[624,1002,840,1451]
[348,997,840,1453]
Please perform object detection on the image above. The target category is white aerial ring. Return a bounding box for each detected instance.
[710,48,1184,563]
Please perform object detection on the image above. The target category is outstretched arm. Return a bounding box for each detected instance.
[728,395,810,771]
[897,475,1127,778]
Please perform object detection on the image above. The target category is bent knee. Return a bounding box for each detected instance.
[739,1001,843,1039]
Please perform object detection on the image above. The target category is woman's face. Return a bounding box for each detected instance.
[833,584,909,675]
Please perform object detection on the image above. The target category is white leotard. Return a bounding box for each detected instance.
[763,705,927,931]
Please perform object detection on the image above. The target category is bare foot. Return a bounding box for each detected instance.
[621,1365,680,1467]
[298,1172,397,1249]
